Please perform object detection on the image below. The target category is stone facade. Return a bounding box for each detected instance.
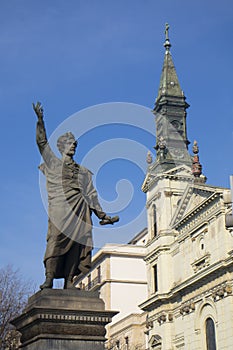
[141,166,233,349]
[74,28,233,349]
[107,312,147,350]
[74,231,148,348]
[140,26,233,350]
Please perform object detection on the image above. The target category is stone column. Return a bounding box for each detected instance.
[11,289,117,350]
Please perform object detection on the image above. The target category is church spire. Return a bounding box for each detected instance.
[153,24,191,171]
[156,23,184,102]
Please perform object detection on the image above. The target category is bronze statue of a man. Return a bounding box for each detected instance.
[33,102,118,289]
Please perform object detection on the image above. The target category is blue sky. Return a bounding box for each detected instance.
[0,0,232,288]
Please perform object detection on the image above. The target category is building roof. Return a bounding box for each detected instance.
[127,227,148,245]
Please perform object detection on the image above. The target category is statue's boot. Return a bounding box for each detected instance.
[64,277,76,289]
[40,274,53,290]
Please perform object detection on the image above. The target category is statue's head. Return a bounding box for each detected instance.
[57,132,78,156]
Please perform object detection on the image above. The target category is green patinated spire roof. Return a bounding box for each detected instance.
[156,23,183,102]
[150,24,191,174]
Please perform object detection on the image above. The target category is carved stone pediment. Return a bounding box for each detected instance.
[142,164,193,193]
[171,184,222,228]
[141,173,156,193]
[163,164,192,177]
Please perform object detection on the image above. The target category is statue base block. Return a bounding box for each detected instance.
[11,289,117,350]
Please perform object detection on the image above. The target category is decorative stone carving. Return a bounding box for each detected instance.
[180,302,195,315]
[146,314,154,329]
[168,313,173,321]
[212,284,232,301]
[191,140,202,177]
[147,151,153,164]
[191,253,211,273]
[157,312,173,324]
[157,314,166,324]
[155,136,167,160]
[164,190,173,197]
[225,285,232,294]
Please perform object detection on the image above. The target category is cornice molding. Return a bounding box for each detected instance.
[140,257,233,311]
[142,173,193,193]
[144,280,232,324]
[144,245,171,263]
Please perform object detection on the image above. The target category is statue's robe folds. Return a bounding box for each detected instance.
[36,119,105,278]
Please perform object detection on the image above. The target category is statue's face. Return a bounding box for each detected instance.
[63,139,78,156]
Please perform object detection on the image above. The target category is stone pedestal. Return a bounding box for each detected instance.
[11,289,117,350]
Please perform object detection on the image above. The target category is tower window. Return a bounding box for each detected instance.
[153,264,158,293]
[97,265,101,283]
[206,317,217,350]
[152,204,157,237]
[125,336,129,349]
[87,274,91,290]
[199,237,205,252]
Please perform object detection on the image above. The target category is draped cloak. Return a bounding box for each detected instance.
[36,119,105,278]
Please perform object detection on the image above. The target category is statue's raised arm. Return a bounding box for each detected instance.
[33,101,55,165]
[33,101,44,120]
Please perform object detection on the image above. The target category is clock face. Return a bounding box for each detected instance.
[171,120,181,130]
[169,148,185,159]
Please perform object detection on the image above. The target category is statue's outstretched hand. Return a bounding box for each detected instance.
[99,215,119,226]
[33,102,44,120]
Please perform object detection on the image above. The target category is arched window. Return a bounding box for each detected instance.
[153,264,158,293]
[151,204,157,237]
[206,317,217,350]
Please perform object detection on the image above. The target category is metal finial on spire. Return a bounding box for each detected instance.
[165,23,169,40]
[164,23,171,51]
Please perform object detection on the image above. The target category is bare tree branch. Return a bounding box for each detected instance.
[0,265,34,349]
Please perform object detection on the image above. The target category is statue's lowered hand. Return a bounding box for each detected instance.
[33,101,44,119]
[99,215,119,225]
